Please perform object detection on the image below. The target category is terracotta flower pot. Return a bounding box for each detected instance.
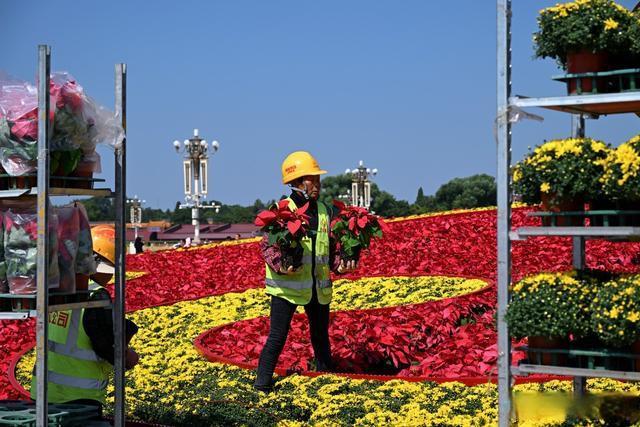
[566,50,610,94]
[527,336,568,366]
[69,161,95,189]
[540,192,585,226]
[75,274,89,292]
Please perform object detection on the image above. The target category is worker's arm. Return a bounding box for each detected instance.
[83,288,139,365]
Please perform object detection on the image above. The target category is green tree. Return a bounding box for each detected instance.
[76,197,114,221]
[433,174,496,210]
[319,174,411,218]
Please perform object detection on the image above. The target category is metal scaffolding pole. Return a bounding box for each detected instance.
[496,0,512,425]
[35,44,51,427]
[114,63,127,427]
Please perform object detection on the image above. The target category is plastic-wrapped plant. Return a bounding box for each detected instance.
[4,209,59,294]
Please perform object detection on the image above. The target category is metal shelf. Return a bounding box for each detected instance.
[0,298,111,319]
[0,311,33,320]
[513,364,640,381]
[510,226,640,240]
[0,187,113,198]
[510,92,640,116]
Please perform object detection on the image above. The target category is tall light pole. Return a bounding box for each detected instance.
[345,160,378,210]
[127,195,145,239]
[173,128,220,244]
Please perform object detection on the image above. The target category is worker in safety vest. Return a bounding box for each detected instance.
[30,224,139,413]
[254,151,357,393]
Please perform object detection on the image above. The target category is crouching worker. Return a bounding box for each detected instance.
[30,225,139,416]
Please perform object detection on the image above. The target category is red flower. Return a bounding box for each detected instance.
[331,200,387,259]
[254,200,310,247]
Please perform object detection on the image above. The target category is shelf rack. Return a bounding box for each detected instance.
[0,46,127,427]
[497,2,640,425]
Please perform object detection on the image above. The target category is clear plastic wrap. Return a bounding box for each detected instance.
[56,205,80,293]
[5,209,60,294]
[75,202,96,276]
[0,71,124,176]
[0,212,6,293]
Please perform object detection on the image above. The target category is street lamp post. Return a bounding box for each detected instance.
[173,128,220,244]
[127,195,145,239]
[345,160,378,210]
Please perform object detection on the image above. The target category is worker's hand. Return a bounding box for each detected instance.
[337,259,357,274]
[125,348,139,370]
[278,265,302,275]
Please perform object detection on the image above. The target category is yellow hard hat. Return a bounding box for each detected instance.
[281,151,327,184]
[91,224,115,265]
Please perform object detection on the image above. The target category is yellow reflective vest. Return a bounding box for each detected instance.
[30,285,111,403]
[265,199,332,305]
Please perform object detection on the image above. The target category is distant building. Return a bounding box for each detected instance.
[155,223,259,242]
[90,221,259,243]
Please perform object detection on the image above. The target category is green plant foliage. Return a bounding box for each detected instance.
[534,0,640,68]
[505,271,597,339]
[512,138,611,206]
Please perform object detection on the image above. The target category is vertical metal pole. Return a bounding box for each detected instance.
[36,44,51,427]
[114,63,127,427]
[193,158,200,243]
[572,113,587,398]
[571,114,585,138]
[497,1,513,426]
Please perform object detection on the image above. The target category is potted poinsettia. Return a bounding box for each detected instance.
[254,199,311,270]
[331,200,387,263]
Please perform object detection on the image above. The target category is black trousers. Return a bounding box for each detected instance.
[254,288,331,387]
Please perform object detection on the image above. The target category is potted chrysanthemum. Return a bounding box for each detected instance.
[534,0,640,72]
[513,137,611,224]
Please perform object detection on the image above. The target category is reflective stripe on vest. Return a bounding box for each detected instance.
[47,371,108,390]
[47,308,101,362]
[265,200,332,295]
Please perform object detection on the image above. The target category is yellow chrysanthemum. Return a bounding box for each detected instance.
[604,18,619,30]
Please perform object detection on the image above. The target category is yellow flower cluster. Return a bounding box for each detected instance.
[541,0,631,19]
[600,135,640,188]
[524,138,606,169]
[511,271,580,295]
[387,206,497,223]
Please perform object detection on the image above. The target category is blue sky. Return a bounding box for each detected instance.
[3,1,639,209]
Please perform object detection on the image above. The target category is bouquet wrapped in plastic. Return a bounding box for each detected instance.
[4,209,60,294]
[0,71,123,180]
[75,203,96,277]
[0,212,6,294]
[56,205,80,293]
[331,200,387,262]
[254,199,311,270]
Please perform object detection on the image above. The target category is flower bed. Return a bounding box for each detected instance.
[196,279,505,378]
[4,207,640,425]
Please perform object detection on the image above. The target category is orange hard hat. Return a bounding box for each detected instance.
[281,151,327,184]
[91,224,115,266]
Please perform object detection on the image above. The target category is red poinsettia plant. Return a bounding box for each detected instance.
[331,200,387,262]
[254,199,311,269]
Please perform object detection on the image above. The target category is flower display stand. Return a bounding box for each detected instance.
[497,2,640,426]
[0,400,101,426]
[553,68,640,96]
[519,345,640,373]
[528,210,640,227]
[0,47,129,427]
